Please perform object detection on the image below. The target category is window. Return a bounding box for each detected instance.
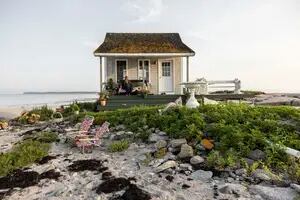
[138,60,150,81]
[162,62,171,76]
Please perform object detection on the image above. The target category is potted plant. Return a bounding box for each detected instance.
[98,91,109,106]
[140,88,150,99]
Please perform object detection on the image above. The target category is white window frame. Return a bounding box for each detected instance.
[137,59,151,82]
[115,59,128,81]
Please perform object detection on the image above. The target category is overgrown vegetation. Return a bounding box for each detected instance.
[84,104,300,179]
[28,105,54,121]
[108,140,130,152]
[0,132,58,176]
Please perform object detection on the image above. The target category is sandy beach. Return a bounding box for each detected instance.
[0,107,26,119]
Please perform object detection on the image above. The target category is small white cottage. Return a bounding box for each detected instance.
[94,33,195,94]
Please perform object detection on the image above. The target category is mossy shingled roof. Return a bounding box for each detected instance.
[94,33,195,54]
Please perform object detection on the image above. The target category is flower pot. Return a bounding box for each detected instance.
[100,100,107,106]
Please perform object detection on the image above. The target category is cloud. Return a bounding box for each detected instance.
[122,0,164,23]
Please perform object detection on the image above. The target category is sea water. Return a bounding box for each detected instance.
[0,93,98,107]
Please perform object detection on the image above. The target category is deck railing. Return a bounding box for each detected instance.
[194,78,241,95]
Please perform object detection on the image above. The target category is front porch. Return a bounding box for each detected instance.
[97,93,255,111]
[98,56,191,95]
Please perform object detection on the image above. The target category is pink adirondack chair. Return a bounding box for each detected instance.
[75,121,110,153]
[77,115,94,135]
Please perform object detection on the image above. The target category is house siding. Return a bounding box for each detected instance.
[105,57,182,94]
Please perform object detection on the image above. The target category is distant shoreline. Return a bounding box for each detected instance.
[23,91,97,94]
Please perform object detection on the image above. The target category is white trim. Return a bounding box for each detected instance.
[158,59,175,94]
[114,59,128,81]
[95,52,195,57]
[137,59,151,83]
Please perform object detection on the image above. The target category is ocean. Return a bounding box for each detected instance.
[0,93,98,107]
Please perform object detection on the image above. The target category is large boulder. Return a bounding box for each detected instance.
[191,170,213,182]
[170,139,187,148]
[177,144,194,159]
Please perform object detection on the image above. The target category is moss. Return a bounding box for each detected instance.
[108,140,130,152]
[154,148,167,159]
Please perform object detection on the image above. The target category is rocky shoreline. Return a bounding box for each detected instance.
[1,121,300,200]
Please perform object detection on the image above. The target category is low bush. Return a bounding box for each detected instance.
[77,101,97,112]
[108,140,130,152]
[0,140,50,176]
[28,105,54,121]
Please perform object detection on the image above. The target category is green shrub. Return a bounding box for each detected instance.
[35,132,58,143]
[207,150,238,169]
[77,101,97,112]
[80,103,300,173]
[0,140,50,176]
[108,140,130,152]
[23,131,58,143]
[29,105,54,121]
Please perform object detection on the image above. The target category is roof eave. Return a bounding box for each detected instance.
[94,52,195,57]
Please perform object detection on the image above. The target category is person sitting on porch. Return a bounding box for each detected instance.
[119,76,132,95]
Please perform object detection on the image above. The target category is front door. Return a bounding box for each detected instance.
[159,60,173,93]
[116,60,127,81]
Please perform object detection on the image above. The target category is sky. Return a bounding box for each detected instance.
[0,0,300,93]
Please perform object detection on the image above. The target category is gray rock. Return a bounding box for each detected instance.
[74,123,81,130]
[58,134,67,143]
[191,170,213,182]
[179,163,193,171]
[243,158,255,166]
[170,139,187,148]
[249,185,299,200]
[150,158,165,168]
[290,183,300,193]
[235,168,247,176]
[143,125,149,130]
[291,99,300,106]
[155,140,167,149]
[44,127,52,132]
[190,155,204,165]
[154,160,177,173]
[158,131,167,136]
[248,149,266,161]
[177,144,194,159]
[219,183,247,195]
[148,133,169,143]
[252,169,271,181]
[115,124,126,131]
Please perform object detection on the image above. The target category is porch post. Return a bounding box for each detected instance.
[99,56,102,92]
[186,56,189,82]
[142,62,145,88]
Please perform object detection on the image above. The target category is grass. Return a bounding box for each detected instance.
[28,105,54,121]
[108,140,130,152]
[0,131,58,176]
